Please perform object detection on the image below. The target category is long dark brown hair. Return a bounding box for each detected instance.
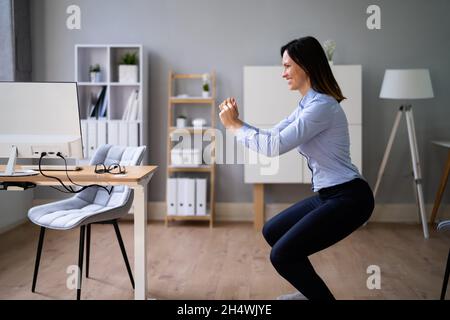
[281,36,345,102]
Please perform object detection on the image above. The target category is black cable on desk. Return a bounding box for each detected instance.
[38,152,113,195]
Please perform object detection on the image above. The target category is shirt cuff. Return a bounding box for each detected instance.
[234,122,253,141]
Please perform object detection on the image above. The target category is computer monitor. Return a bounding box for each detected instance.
[0,82,83,176]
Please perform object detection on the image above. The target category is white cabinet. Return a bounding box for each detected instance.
[243,65,362,184]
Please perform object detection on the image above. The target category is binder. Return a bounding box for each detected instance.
[119,121,128,146]
[108,120,120,146]
[177,178,186,215]
[87,119,97,158]
[185,178,196,215]
[196,178,207,215]
[167,178,177,216]
[80,120,88,158]
[97,119,107,147]
[128,122,139,147]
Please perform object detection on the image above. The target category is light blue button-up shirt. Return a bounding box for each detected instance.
[235,88,362,192]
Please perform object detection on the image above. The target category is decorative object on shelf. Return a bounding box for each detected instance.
[323,39,336,65]
[202,73,210,98]
[192,118,207,128]
[89,64,101,82]
[176,115,187,128]
[171,147,202,166]
[119,52,138,83]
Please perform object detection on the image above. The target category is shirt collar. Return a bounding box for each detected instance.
[299,88,318,109]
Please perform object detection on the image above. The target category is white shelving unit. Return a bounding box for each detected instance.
[75,44,147,162]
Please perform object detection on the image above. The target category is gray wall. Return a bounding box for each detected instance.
[0,0,14,80]
[30,0,450,204]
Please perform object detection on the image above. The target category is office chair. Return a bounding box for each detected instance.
[438,220,450,300]
[28,144,146,300]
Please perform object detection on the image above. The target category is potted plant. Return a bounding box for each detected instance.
[323,39,336,65]
[89,64,101,82]
[202,73,210,98]
[119,52,138,83]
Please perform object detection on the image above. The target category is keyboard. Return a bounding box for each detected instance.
[21,165,82,171]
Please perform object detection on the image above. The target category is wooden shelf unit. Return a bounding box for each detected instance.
[166,70,216,227]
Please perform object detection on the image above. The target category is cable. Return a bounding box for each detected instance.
[38,152,113,195]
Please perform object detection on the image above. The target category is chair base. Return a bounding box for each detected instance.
[31,219,134,299]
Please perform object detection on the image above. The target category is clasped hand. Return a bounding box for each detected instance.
[218,97,243,132]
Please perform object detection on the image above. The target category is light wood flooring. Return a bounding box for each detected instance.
[0,221,449,300]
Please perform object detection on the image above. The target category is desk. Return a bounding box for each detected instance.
[0,165,158,300]
[430,141,450,224]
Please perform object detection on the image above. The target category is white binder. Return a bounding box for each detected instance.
[87,119,97,158]
[128,121,139,147]
[80,120,88,158]
[119,121,128,146]
[185,178,196,215]
[97,119,107,147]
[167,178,177,216]
[177,178,187,215]
[108,120,120,146]
[196,178,207,216]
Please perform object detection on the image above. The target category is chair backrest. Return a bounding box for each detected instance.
[75,144,146,206]
[90,144,146,166]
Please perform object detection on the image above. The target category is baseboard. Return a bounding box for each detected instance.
[32,199,450,223]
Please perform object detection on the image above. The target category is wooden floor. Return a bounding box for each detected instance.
[0,221,449,300]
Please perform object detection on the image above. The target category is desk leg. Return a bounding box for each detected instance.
[254,184,264,231]
[430,151,450,224]
[133,183,148,300]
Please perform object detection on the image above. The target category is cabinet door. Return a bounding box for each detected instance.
[244,66,300,124]
[242,124,302,183]
[332,65,362,125]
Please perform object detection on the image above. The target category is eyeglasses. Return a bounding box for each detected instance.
[94,163,126,175]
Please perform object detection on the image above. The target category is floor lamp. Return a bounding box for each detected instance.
[374,69,434,239]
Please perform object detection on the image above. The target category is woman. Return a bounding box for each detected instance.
[218,36,374,300]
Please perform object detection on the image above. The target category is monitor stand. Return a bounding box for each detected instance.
[0,145,39,177]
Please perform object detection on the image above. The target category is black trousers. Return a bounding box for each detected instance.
[262,178,374,300]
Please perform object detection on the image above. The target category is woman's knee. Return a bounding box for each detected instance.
[262,221,277,246]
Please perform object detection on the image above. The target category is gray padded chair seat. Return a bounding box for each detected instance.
[28,144,145,230]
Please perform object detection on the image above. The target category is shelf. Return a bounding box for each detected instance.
[173,74,206,79]
[166,214,211,221]
[169,126,214,133]
[110,82,140,86]
[168,165,213,172]
[170,97,214,104]
[77,82,108,86]
[166,70,216,228]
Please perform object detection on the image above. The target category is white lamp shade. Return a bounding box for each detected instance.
[380,69,434,99]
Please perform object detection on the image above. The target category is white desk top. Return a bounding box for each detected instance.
[432,140,450,148]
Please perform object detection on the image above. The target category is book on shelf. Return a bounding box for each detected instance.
[88,86,107,118]
[122,89,139,121]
